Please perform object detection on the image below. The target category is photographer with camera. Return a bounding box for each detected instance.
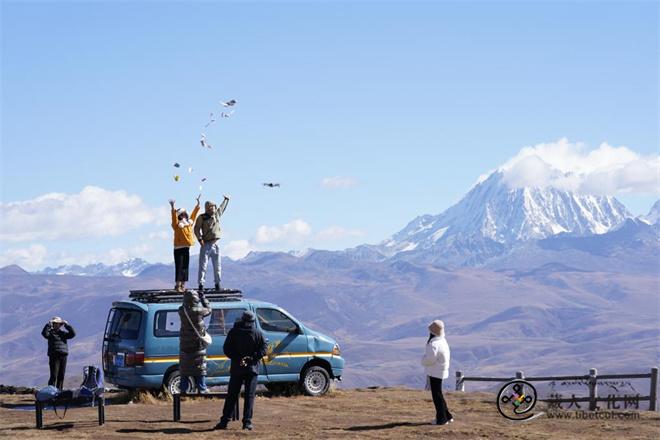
[41,317,76,390]
[215,311,268,431]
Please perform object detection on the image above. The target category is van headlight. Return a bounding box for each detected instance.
[332,343,341,356]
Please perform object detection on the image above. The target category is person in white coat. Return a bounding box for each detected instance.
[421,319,453,425]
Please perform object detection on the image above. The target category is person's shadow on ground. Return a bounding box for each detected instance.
[338,421,429,431]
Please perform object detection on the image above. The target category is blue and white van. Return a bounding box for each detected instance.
[102,289,344,396]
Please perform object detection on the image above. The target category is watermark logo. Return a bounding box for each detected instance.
[497,380,541,421]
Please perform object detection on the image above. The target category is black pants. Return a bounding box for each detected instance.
[174,247,190,282]
[48,355,67,390]
[430,376,453,424]
[221,371,258,424]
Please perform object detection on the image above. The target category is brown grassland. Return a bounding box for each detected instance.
[0,388,658,439]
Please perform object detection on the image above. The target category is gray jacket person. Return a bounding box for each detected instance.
[194,195,229,291]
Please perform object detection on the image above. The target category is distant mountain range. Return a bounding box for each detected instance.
[4,172,657,389]
[36,170,659,276]
[39,258,152,277]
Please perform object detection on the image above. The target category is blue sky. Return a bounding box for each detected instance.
[1,1,658,269]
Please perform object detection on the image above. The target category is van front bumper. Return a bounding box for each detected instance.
[329,356,344,379]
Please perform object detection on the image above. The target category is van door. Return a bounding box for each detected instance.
[103,307,144,378]
[206,306,248,378]
[255,308,309,380]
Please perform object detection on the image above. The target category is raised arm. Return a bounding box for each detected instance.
[63,322,76,339]
[170,200,177,229]
[41,323,52,339]
[190,196,201,221]
[217,195,230,217]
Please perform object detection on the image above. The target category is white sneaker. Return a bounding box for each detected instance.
[431,419,452,426]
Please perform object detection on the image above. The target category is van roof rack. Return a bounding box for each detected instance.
[129,288,243,304]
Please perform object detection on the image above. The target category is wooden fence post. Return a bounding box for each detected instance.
[650,367,658,411]
[455,371,465,392]
[588,368,598,411]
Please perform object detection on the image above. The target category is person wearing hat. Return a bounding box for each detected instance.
[194,195,230,292]
[41,317,76,389]
[421,319,454,425]
[170,196,201,292]
[215,310,268,431]
[178,289,212,394]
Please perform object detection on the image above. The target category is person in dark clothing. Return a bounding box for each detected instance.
[41,316,76,389]
[178,290,212,393]
[215,311,268,431]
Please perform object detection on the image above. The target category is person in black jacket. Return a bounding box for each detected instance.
[41,316,76,389]
[215,311,268,431]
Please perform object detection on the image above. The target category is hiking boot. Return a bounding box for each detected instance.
[215,283,220,291]
[214,420,228,430]
[242,422,253,430]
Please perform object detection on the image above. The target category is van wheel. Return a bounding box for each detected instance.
[163,370,193,396]
[300,366,330,396]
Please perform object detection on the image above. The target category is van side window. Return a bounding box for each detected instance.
[208,308,245,335]
[256,308,297,333]
[107,309,142,340]
[154,311,181,337]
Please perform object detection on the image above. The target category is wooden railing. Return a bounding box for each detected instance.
[454,367,658,411]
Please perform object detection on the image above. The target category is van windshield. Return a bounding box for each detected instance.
[105,308,142,340]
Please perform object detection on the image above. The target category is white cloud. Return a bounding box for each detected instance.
[321,176,359,189]
[224,240,253,260]
[0,186,166,242]
[0,244,48,271]
[316,226,366,241]
[499,138,660,195]
[255,219,312,244]
[224,220,364,260]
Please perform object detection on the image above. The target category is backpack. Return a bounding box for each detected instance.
[79,365,104,399]
[35,385,60,402]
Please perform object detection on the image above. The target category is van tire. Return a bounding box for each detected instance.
[163,370,193,396]
[300,366,330,396]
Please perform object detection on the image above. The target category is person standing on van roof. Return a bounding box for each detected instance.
[178,290,212,394]
[194,195,230,291]
[421,319,454,426]
[215,311,268,431]
[170,196,201,292]
[41,317,76,390]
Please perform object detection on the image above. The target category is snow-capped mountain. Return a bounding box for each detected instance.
[641,200,660,225]
[376,171,632,265]
[38,258,152,277]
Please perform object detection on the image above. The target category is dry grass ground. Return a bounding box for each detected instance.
[0,388,658,439]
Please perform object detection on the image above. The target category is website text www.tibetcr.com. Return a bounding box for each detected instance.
[546,410,640,420]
